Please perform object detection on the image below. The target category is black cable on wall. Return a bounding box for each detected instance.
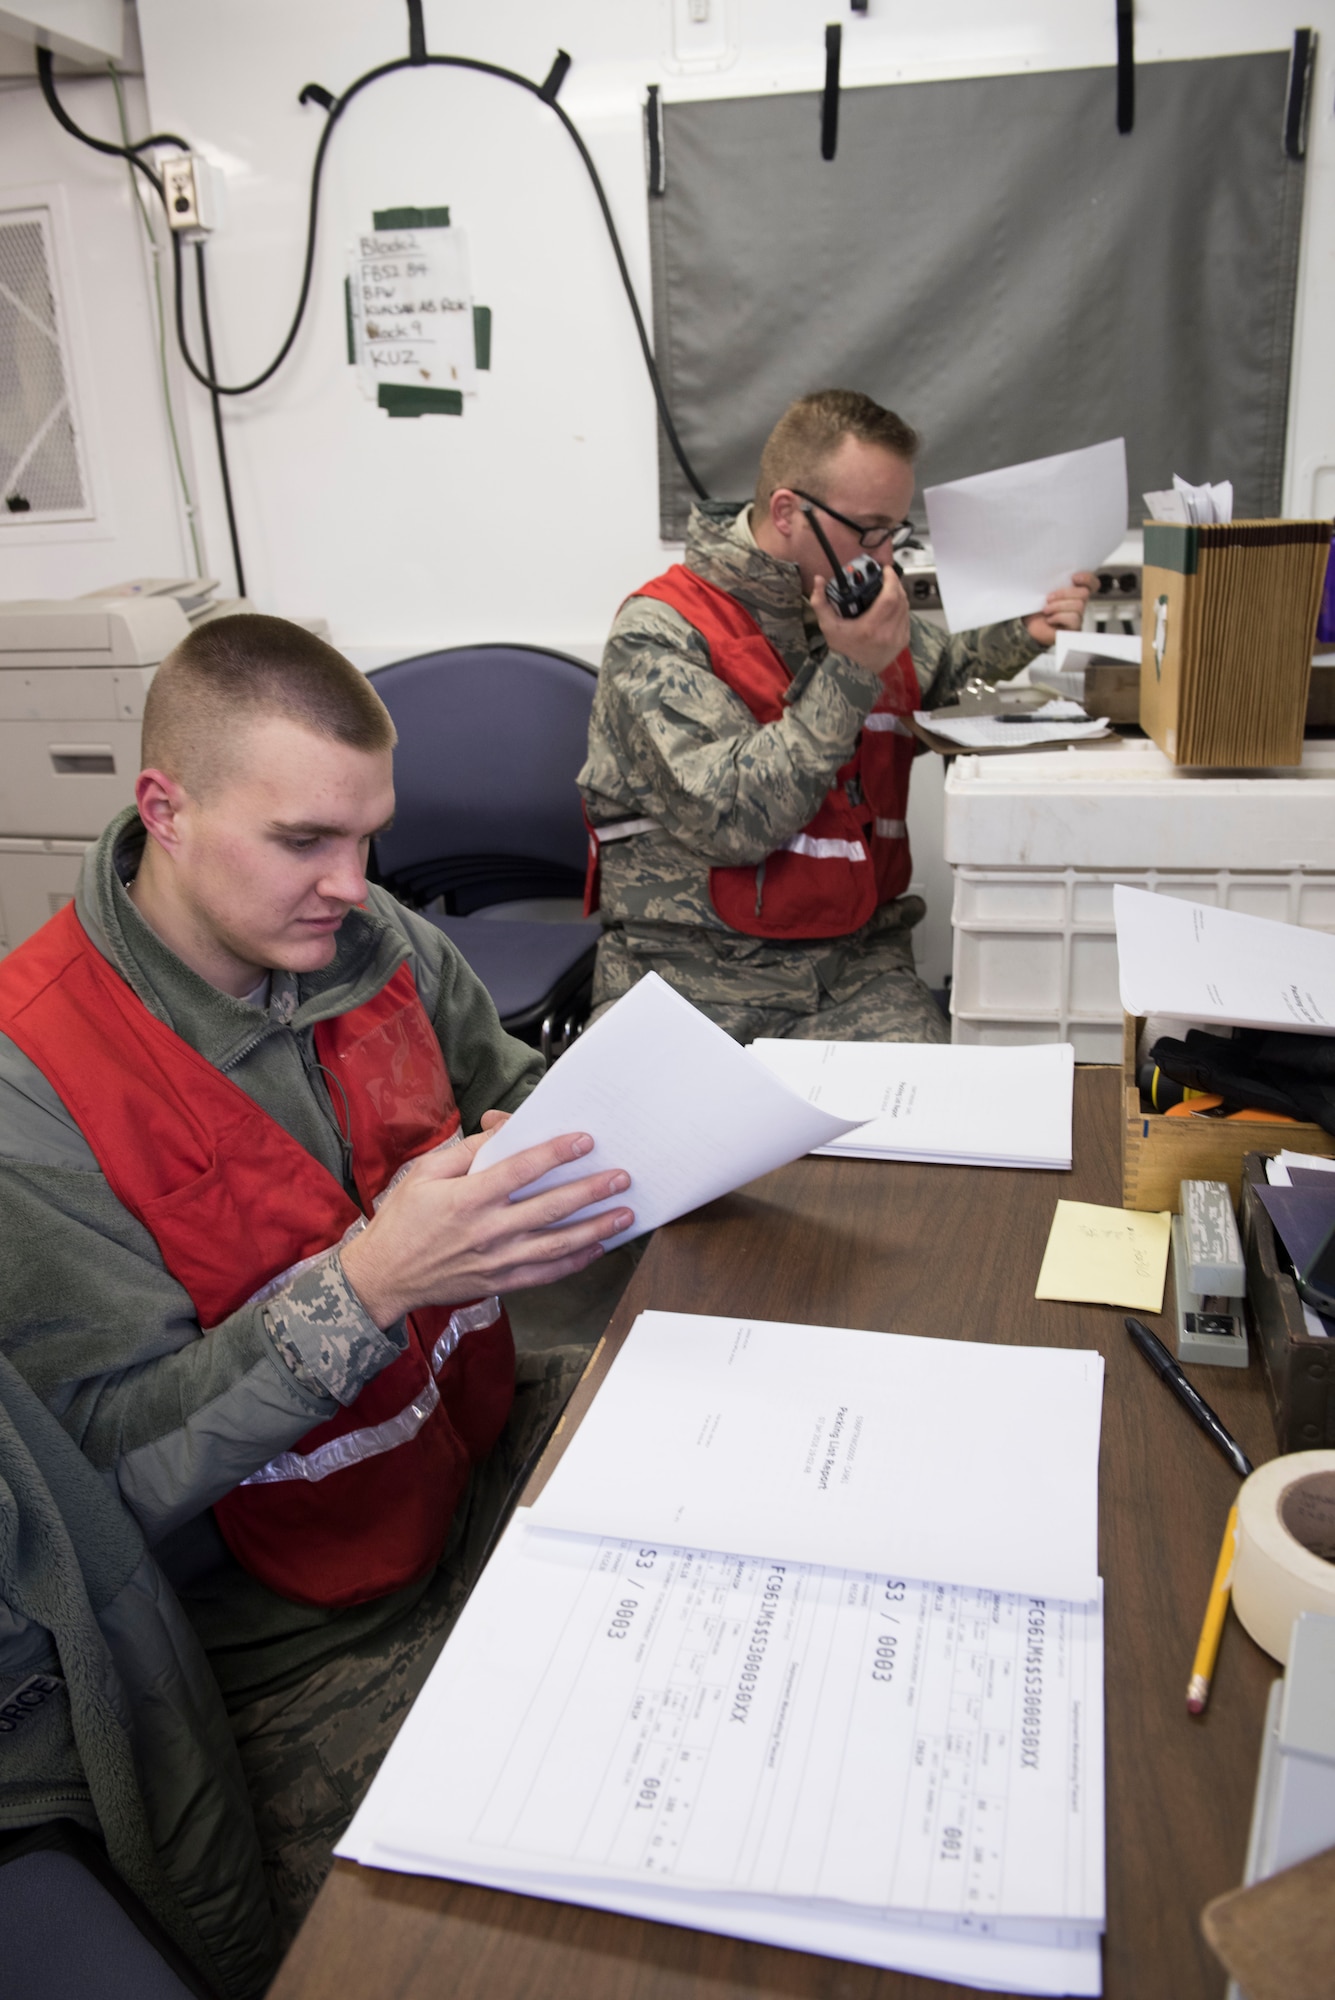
[35,3,710,604]
[192,244,247,598]
[36,47,249,595]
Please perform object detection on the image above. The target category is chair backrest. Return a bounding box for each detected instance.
[369,644,596,879]
[0,1838,205,2000]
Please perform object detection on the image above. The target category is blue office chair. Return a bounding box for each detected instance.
[368,645,604,1058]
[0,1825,208,2000]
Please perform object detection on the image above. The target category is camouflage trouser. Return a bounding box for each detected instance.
[225,1343,591,1950]
[588,899,949,1045]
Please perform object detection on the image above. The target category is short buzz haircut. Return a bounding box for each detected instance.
[755,389,921,515]
[141,613,396,798]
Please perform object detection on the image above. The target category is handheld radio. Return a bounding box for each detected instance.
[802,503,885,619]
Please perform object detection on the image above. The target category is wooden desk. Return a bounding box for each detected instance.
[271,1069,1277,2000]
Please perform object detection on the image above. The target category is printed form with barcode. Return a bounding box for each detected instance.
[339,1311,1107,1996]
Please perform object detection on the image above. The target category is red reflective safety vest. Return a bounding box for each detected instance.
[0,902,514,1609]
[619,566,919,940]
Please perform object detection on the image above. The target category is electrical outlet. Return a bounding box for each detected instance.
[666,0,735,71]
[161,154,220,237]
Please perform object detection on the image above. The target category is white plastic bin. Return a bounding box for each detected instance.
[943,741,1335,1059]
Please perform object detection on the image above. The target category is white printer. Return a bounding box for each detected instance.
[0,581,241,956]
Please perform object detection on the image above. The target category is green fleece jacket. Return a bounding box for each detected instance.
[0,808,543,1696]
[0,1349,276,1998]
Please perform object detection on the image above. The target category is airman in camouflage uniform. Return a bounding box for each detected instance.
[0,625,633,1955]
[580,501,1050,1044]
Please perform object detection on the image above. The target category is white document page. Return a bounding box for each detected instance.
[924,439,1128,633]
[469,973,862,1244]
[917,713,1110,751]
[746,1039,1074,1169]
[340,1517,1104,1994]
[1171,473,1233,525]
[1054,629,1143,673]
[531,1311,1103,1603]
[1115,885,1335,1033]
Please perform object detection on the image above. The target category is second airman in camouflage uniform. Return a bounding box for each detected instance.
[580,392,1089,1044]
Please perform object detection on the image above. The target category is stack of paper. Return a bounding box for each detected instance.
[1115,886,1335,1034]
[747,1039,1075,1169]
[471,971,864,1243]
[340,1310,1107,1996]
[1142,475,1234,526]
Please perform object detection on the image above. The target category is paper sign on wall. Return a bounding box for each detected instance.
[347,225,476,400]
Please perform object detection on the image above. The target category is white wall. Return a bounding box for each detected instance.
[3,1,1333,983]
[121,0,1335,659]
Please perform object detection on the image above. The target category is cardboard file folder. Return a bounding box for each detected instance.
[1139,519,1333,766]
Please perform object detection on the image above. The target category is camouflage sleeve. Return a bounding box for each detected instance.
[580,604,886,864]
[912,614,1045,711]
[261,1249,407,1406]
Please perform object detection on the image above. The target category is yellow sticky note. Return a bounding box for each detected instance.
[1035,1199,1172,1312]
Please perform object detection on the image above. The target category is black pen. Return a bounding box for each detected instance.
[1123,1317,1254,1478]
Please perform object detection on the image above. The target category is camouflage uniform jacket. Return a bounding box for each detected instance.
[579,500,1042,933]
[0,808,542,1629]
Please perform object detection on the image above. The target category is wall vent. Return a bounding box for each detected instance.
[0,205,92,522]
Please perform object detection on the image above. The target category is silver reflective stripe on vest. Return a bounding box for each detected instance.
[780,832,868,862]
[862,712,911,735]
[431,1294,503,1374]
[240,1376,441,1486]
[593,817,659,844]
[874,818,907,839]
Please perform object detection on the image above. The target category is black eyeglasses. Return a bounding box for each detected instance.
[792,489,914,554]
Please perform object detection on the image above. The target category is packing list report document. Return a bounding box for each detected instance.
[341,1312,1107,1996]
[747,1039,1075,1170]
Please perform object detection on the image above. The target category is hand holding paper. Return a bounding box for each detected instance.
[469,973,864,1244]
[340,1118,634,1323]
[924,438,1127,632]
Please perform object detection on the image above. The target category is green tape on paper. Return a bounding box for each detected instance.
[344,278,355,365]
[372,205,451,230]
[473,305,491,371]
[378,384,464,419]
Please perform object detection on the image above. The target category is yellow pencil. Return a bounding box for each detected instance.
[1187,1502,1240,1715]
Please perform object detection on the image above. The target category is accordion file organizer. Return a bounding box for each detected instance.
[1139,520,1334,767]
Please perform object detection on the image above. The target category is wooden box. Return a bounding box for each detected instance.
[1120,1015,1335,1211]
[1239,1153,1335,1451]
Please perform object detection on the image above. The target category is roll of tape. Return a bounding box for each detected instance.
[1232,1452,1335,1664]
